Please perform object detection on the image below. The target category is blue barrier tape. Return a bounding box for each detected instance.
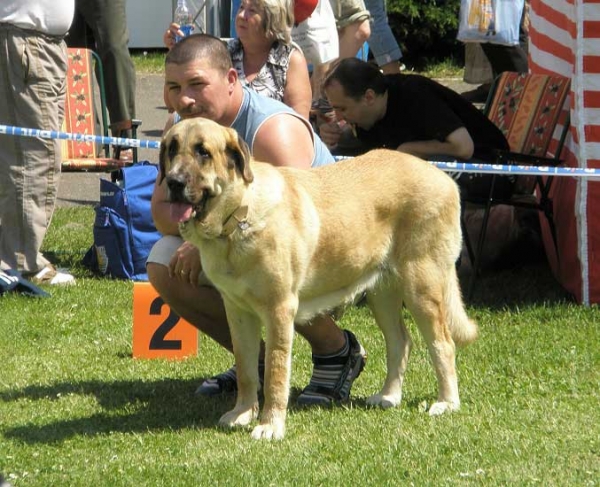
[0,124,161,150]
[429,160,600,178]
[335,154,600,178]
[2,124,599,178]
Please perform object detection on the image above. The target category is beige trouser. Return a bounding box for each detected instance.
[328,0,371,29]
[0,24,67,273]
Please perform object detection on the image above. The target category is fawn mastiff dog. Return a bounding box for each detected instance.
[160,117,478,440]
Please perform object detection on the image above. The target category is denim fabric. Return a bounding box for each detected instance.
[364,0,403,66]
[0,24,67,273]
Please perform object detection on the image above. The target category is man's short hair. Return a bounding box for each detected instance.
[166,33,233,74]
[323,58,387,100]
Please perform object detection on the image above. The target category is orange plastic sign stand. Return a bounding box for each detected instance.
[132,282,198,359]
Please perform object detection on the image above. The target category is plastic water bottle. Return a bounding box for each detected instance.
[174,0,194,42]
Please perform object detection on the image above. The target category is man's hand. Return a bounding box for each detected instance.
[168,241,202,286]
[318,120,345,149]
[163,22,183,50]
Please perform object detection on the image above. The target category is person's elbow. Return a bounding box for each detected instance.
[454,140,474,160]
[447,128,474,160]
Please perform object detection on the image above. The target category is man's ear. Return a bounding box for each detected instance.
[227,68,238,94]
[225,128,254,183]
[364,88,377,105]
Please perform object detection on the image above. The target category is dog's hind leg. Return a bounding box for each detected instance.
[365,283,411,409]
[402,261,461,416]
[218,304,261,430]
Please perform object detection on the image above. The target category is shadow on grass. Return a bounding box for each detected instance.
[2,379,437,445]
[0,377,236,444]
[460,260,573,310]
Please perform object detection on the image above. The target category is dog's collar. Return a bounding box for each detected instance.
[221,205,249,236]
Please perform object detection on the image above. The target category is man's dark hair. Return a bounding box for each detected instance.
[322,58,387,100]
[166,33,233,74]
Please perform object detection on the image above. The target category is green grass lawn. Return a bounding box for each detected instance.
[129,50,465,78]
[1,207,599,486]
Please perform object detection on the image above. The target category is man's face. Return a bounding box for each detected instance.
[164,58,235,124]
[324,80,372,129]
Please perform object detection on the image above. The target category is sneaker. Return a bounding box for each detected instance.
[296,330,367,406]
[195,363,264,396]
[30,265,75,286]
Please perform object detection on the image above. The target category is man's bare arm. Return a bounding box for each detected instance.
[397,127,475,160]
[252,115,315,169]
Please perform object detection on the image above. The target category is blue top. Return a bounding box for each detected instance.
[231,86,334,168]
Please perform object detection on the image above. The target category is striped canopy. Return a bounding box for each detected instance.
[529,0,600,304]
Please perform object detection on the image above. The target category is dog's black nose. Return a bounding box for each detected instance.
[166,175,186,200]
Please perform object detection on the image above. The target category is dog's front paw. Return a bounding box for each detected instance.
[219,406,258,428]
[250,419,286,441]
[428,400,460,416]
[366,392,402,409]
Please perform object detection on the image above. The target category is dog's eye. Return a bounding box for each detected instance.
[168,139,179,160]
[194,143,210,159]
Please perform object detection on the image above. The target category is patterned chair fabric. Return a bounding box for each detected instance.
[462,71,571,299]
[61,48,132,172]
[485,72,571,159]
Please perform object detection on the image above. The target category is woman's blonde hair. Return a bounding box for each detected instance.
[259,0,294,44]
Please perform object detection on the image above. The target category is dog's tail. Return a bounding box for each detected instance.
[446,272,478,346]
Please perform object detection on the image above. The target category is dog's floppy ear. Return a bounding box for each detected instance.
[225,128,254,183]
[158,138,167,184]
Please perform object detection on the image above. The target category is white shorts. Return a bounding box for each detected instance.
[146,235,213,286]
[292,0,339,66]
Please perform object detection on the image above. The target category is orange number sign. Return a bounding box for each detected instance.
[132,282,198,359]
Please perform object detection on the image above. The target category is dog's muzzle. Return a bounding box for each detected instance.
[166,174,209,223]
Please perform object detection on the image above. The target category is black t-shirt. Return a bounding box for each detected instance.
[355,74,509,160]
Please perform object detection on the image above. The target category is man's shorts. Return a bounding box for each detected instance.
[292,0,339,66]
[146,235,213,287]
[329,0,371,29]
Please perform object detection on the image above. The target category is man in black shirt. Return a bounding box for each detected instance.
[319,57,509,162]
[318,58,520,272]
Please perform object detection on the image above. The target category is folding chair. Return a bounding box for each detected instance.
[462,71,571,299]
[61,47,141,171]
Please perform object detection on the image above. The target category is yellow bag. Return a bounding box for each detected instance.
[457,0,524,46]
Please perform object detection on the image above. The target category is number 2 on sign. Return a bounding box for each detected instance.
[149,298,183,350]
[133,282,198,359]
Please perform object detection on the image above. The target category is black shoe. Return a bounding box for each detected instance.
[195,363,264,396]
[296,330,367,406]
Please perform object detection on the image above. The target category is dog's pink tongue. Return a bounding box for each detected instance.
[170,202,194,223]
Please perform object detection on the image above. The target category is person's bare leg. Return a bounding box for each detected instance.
[295,314,346,354]
[337,19,371,59]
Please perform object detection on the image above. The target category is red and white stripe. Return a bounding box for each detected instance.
[529,0,600,304]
